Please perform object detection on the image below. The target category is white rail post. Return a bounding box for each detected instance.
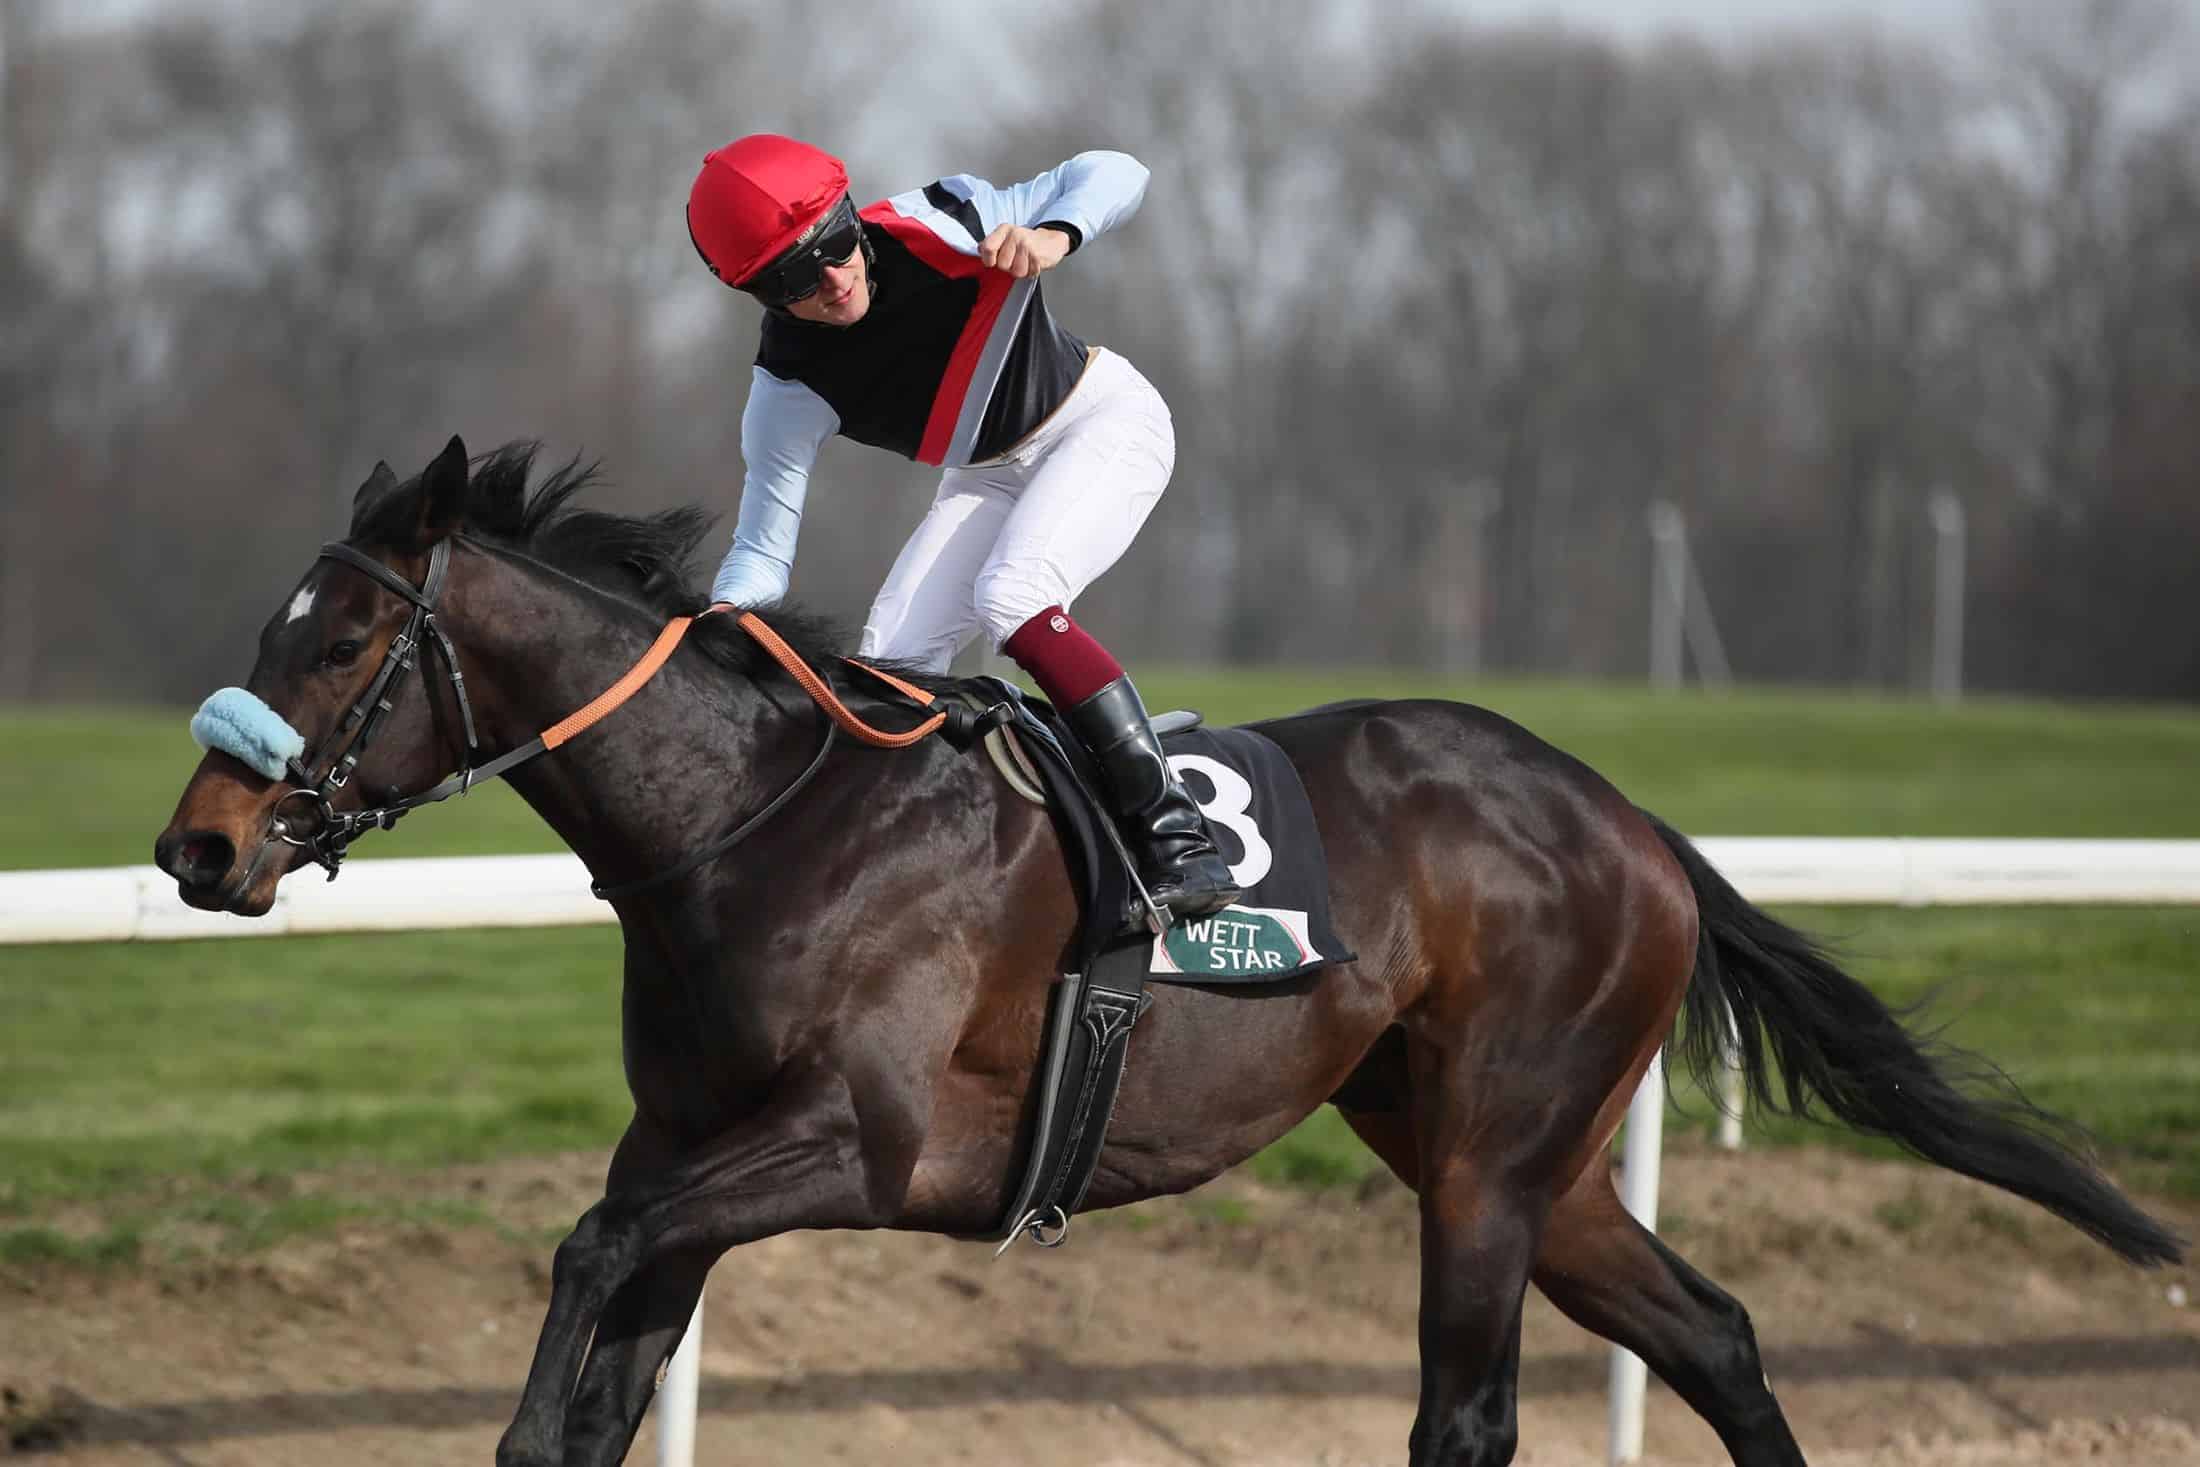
[1648,503,1685,692]
[658,1291,703,1467]
[1442,478,1502,678]
[1928,489,1965,705]
[1680,542,1734,693]
[1609,1049,1665,1463]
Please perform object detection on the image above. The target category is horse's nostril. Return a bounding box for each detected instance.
[162,830,236,889]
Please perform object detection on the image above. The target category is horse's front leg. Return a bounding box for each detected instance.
[559,1244,715,1467]
[495,1069,890,1467]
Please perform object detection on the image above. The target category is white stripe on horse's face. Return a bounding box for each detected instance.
[283,585,317,625]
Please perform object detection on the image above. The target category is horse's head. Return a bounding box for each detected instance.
[154,436,481,914]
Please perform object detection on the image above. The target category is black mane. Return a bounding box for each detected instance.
[359,440,941,691]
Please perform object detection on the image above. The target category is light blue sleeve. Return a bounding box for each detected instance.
[711,367,840,607]
[941,150,1150,249]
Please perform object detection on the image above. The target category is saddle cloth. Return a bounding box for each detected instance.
[964,680,1353,983]
[1146,724,1356,983]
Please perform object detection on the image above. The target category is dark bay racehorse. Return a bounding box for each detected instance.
[156,439,2182,1467]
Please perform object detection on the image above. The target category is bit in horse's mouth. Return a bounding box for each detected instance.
[202,874,278,917]
[174,878,231,912]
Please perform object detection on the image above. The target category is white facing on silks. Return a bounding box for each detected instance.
[858,347,1175,672]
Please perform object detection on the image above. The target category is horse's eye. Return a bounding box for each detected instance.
[327,640,362,668]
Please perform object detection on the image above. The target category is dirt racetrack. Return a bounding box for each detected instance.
[3,1142,2195,1466]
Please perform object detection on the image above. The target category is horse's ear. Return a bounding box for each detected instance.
[353,460,397,512]
[418,434,469,537]
[347,460,403,538]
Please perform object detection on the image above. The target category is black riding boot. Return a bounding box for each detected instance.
[1063,676,1242,924]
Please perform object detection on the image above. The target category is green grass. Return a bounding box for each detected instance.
[0,927,628,1209]
[1246,1107,1383,1191]
[2,689,2196,1253]
[0,705,559,871]
[2,909,2193,1232]
[0,1196,502,1270]
[1672,903,2200,1199]
[0,1223,143,1269]
[8,677,2199,870]
[1141,670,2200,838]
[1250,904,2200,1200]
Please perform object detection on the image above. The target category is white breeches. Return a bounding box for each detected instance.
[857,348,1175,673]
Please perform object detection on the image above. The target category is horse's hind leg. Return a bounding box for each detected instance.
[1402,1057,1552,1467]
[1533,1167,1805,1467]
[1340,1093,1534,1464]
[1411,1177,1535,1467]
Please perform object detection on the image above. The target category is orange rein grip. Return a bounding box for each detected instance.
[541,614,698,751]
[841,658,936,705]
[732,609,947,749]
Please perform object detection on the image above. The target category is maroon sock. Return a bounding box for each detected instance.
[1001,606,1123,707]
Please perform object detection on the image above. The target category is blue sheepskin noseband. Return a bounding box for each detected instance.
[190,688,307,781]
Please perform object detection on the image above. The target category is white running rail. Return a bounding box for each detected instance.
[12,839,2200,947]
[6,839,2197,1467]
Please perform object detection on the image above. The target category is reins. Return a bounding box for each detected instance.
[588,609,1014,903]
[277,547,1012,898]
[733,610,948,748]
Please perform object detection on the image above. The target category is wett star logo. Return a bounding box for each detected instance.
[1153,905,1316,976]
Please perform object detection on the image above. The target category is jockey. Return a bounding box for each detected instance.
[686,134,1241,923]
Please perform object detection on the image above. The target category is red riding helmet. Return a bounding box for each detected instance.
[686,134,850,287]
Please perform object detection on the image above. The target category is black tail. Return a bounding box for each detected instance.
[1648,813,2185,1267]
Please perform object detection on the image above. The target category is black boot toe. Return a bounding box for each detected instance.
[1150,857,1242,921]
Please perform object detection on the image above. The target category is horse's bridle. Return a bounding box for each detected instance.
[273,535,715,882]
[264,536,1005,896]
[270,539,493,877]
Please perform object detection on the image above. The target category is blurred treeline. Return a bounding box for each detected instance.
[3,0,2195,704]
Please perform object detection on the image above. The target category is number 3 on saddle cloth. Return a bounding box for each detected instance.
[970,680,1354,1253]
[1148,730,1348,981]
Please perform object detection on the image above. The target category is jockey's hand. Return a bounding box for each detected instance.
[979,223,1071,279]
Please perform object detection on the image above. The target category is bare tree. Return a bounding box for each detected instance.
[5,0,2197,702]
[1007,0,1366,663]
[0,0,52,699]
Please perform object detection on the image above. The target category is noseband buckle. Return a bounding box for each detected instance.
[270,784,408,879]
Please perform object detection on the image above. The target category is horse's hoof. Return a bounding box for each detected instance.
[494,1428,559,1467]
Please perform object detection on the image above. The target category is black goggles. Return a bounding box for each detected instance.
[740,195,864,308]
